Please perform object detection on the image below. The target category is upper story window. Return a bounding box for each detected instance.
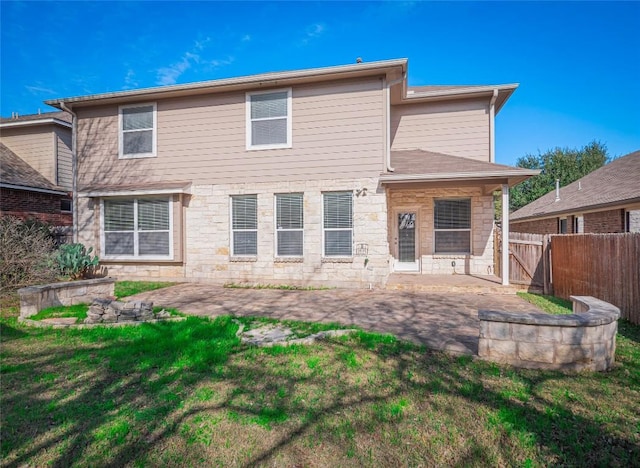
[246,89,292,150]
[323,192,353,257]
[434,198,471,254]
[119,103,157,159]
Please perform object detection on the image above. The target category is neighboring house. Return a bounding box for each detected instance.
[0,143,71,227]
[511,151,640,235]
[0,111,73,230]
[45,59,536,287]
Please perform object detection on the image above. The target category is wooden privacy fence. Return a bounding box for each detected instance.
[551,233,640,325]
[494,230,551,293]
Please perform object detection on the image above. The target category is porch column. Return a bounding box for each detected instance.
[501,184,510,286]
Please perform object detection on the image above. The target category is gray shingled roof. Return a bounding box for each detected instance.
[390,149,530,175]
[0,143,67,193]
[0,111,72,124]
[511,150,640,221]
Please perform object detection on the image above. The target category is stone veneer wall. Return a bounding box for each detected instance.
[387,187,495,275]
[18,277,116,318]
[478,296,620,371]
[81,178,390,288]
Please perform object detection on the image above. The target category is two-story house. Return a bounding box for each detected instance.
[0,111,73,232]
[45,59,537,287]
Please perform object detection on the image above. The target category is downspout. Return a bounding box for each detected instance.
[489,89,498,163]
[59,102,78,243]
[385,73,406,172]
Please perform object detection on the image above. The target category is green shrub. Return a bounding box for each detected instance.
[0,216,58,290]
[55,243,99,280]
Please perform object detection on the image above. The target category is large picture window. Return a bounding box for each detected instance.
[434,198,471,254]
[246,89,292,149]
[102,198,171,259]
[276,193,303,257]
[323,192,353,257]
[119,103,157,158]
[231,195,258,256]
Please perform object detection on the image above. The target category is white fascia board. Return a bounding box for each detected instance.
[404,84,519,100]
[45,59,408,108]
[79,186,191,198]
[1,182,68,196]
[379,169,540,183]
[0,118,72,129]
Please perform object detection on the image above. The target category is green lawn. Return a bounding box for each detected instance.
[1,289,639,466]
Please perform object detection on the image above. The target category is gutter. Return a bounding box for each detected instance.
[0,118,72,129]
[0,183,68,196]
[489,89,498,163]
[59,102,78,243]
[379,168,540,183]
[385,73,406,172]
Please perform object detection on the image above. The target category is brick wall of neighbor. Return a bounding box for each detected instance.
[79,177,390,288]
[0,187,72,226]
[584,209,625,233]
[510,217,558,235]
[387,187,495,275]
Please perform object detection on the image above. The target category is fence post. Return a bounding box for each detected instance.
[543,234,551,295]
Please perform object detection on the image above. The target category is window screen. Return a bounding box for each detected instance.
[232,195,258,256]
[323,192,353,256]
[249,91,289,147]
[276,193,303,256]
[103,198,170,258]
[121,105,154,156]
[434,199,471,254]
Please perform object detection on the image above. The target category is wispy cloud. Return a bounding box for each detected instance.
[25,85,56,95]
[156,37,233,85]
[241,34,251,42]
[122,69,138,90]
[299,23,326,46]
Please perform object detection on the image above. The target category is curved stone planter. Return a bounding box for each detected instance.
[18,277,116,318]
[478,296,620,371]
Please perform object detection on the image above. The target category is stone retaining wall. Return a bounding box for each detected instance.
[18,278,115,318]
[478,296,620,371]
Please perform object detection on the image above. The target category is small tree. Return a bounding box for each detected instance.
[0,217,58,290]
[509,141,609,212]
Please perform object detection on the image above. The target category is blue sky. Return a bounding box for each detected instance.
[1,1,638,165]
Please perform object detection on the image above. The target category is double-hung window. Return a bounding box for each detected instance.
[119,103,157,158]
[323,192,353,257]
[276,193,303,257]
[102,198,171,259]
[434,198,471,254]
[231,195,258,256]
[246,89,292,149]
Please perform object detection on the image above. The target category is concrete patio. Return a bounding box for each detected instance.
[131,283,542,355]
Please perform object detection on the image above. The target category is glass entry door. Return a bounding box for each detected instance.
[394,212,419,272]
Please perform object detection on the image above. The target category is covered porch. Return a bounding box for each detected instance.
[381,150,539,286]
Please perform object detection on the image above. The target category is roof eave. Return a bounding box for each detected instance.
[379,169,539,185]
[0,182,69,196]
[0,118,72,129]
[397,84,519,112]
[45,59,408,109]
[511,196,640,222]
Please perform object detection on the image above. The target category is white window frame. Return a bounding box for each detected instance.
[322,191,353,258]
[245,88,292,150]
[433,198,472,255]
[274,193,304,258]
[574,215,584,233]
[100,197,173,261]
[230,195,258,257]
[118,103,157,159]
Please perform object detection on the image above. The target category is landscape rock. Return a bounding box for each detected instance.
[84,298,165,324]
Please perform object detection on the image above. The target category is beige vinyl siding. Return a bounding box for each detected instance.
[390,99,490,161]
[76,77,385,189]
[0,125,56,184]
[55,127,73,190]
